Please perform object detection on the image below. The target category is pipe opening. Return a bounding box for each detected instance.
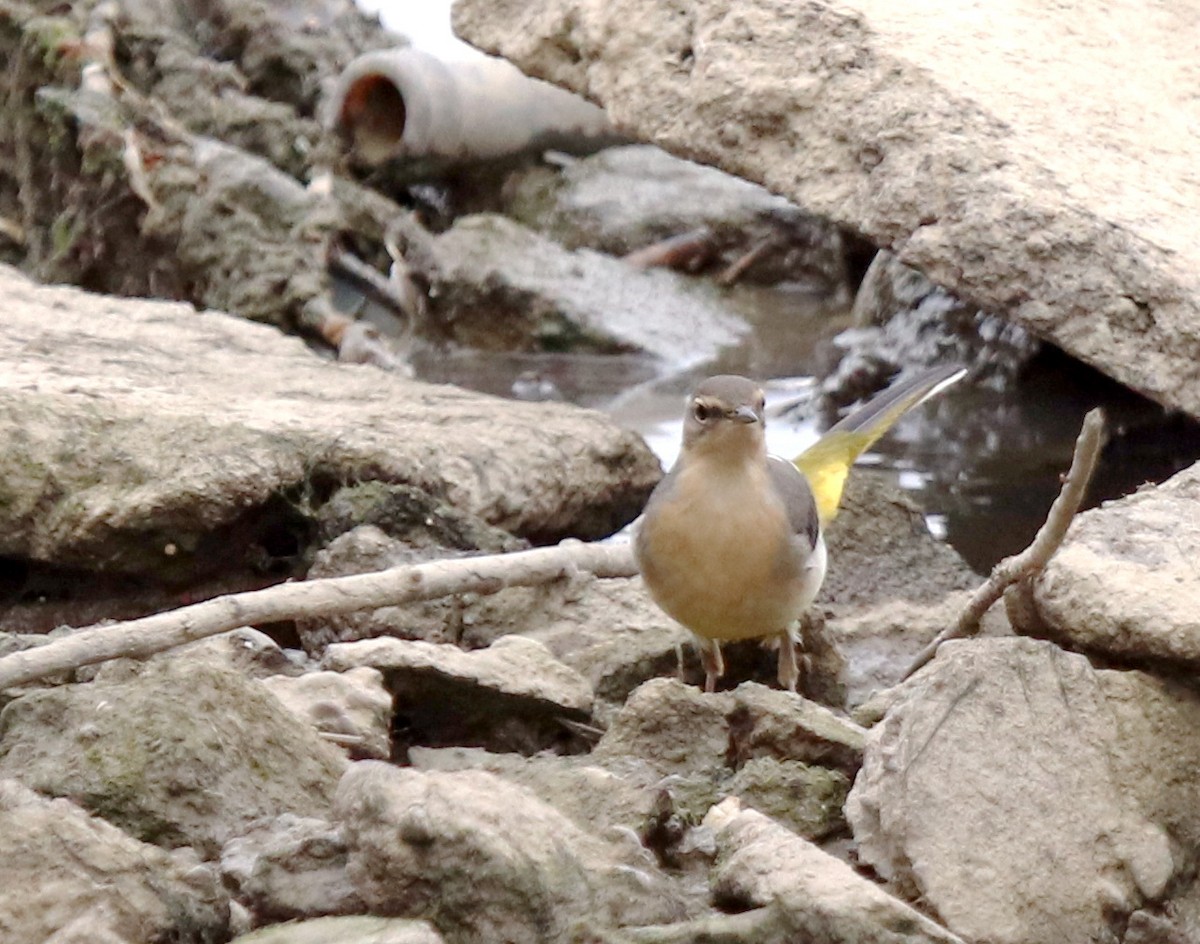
[339,74,407,163]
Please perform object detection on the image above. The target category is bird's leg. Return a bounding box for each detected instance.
[697,637,724,693]
[778,624,800,693]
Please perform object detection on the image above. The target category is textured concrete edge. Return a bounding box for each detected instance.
[453,0,1200,417]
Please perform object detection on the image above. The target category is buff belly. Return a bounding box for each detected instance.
[636,467,826,642]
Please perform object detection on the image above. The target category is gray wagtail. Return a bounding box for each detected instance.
[635,364,966,693]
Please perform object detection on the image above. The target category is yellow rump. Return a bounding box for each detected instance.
[793,364,966,524]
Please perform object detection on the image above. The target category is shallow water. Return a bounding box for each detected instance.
[412,287,1200,574]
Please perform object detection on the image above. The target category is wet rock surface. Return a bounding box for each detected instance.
[455,0,1200,419]
[847,637,1200,944]
[825,249,1040,407]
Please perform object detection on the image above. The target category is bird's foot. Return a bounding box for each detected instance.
[777,628,800,693]
[698,638,724,693]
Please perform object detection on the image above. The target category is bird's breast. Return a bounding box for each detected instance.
[636,461,821,641]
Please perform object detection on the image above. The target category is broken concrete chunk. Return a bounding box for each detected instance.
[520,574,692,706]
[323,635,591,712]
[846,637,1200,944]
[0,779,229,944]
[596,678,866,779]
[727,683,867,777]
[592,678,732,780]
[0,659,348,857]
[1034,463,1200,669]
[220,814,364,923]
[261,667,393,760]
[403,213,749,365]
[590,677,862,846]
[301,523,688,708]
[704,797,965,943]
[726,757,850,842]
[322,635,592,755]
[334,762,687,942]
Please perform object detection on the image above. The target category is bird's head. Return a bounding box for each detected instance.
[682,375,767,461]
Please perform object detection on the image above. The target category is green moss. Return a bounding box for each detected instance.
[49,210,78,257]
[729,757,850,840]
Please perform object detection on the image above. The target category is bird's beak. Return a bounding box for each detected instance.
[729,405,760,424]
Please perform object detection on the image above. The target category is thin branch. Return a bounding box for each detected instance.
[0,542,637,691]
[904,408,1105,679]
[622,228,714,272]
[329,249,424,327]
[716,234,783,287]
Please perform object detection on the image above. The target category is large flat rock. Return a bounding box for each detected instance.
[0,265,658,575]
[454,0,1200,417]
[846,637,1200,944]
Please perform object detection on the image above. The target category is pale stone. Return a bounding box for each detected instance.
[0,264,657,574]
[454,0,1200,418]
[1034,464,1200,668]
[846,637,1200,944]
[705,797,965,943]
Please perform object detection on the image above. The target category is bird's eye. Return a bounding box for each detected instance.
[693,401,712,422]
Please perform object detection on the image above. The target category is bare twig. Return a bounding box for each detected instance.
[0,541,637,691]
[121,128,162,213]
[622,228,715,272]
[715,234,783,287]
[330,249,424,327]
[904,408,1105,679]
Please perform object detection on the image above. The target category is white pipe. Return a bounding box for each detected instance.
[327,47,613,165]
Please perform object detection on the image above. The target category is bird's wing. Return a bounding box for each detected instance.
[792,364,966,524]
[767,455,821,551]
